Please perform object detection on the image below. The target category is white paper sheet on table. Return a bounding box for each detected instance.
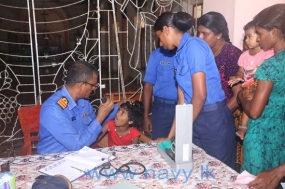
[39,146,115,182]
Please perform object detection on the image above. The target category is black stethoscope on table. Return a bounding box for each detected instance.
[99,152,146,177]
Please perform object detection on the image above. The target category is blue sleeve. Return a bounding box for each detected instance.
[40,106,102,151]
[143,50,159,84]
[186,40,207,75]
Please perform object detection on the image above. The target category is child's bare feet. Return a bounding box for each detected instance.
[236,128,247,140]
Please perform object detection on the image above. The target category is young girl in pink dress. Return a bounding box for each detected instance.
[96,101,143,147]
[228,21,274,140]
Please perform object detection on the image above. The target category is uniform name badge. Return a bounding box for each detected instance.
[160,61,170,65]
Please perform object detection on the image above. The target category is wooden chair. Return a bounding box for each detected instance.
[105,91,141,102]
[18,105,42,156]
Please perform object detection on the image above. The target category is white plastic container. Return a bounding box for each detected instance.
[0,163,16,189]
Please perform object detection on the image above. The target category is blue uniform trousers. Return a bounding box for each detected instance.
[151,97,176,140]
[193,100,236,170]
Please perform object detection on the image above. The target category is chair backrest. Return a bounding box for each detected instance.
[18,105,42,155]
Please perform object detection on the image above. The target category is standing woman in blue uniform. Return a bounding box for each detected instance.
[154,12,236,169]
[143,47,177,140]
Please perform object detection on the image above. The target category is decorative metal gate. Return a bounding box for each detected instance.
[0,0,192,157]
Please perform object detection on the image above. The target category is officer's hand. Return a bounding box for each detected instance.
[153,137,168,143]
[96,98,114,124]
[143,115,152,133]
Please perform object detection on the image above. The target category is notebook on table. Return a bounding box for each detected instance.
[39,146,115,182]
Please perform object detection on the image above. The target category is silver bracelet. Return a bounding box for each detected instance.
[238,126,247,129]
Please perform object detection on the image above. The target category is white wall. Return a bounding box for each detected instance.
[203,0,285,49]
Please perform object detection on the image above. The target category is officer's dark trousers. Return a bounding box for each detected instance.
[193,100,236,170]
[151,97,176,140]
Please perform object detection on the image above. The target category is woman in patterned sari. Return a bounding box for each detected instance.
[238,4,285,176]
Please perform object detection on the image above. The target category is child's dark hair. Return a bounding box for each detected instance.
[243,21,255,31]
[120,100,144,130]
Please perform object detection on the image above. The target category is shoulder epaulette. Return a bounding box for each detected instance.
[57,96,68,110]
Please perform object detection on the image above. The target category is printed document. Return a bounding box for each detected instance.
[39,146,115,182]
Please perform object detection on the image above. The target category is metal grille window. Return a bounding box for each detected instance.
[0,0,193,157]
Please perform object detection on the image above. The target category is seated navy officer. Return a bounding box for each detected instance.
[38,61,118,154]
